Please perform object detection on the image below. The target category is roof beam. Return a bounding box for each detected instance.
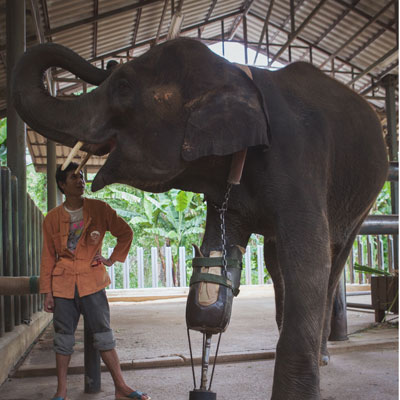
[29,0,45,43]
[30,0,54,95]
[269,0,328,65]
[346,47,398,87]
[253,0,275,64]
[270,0,306,43]
[155,0,169,45]
[198,0,218,38]
[334,0,396,34]
[314,0,362,45]
[248,10,364,73]
[131,7,142,49]
[346,19,395,62]
[40,0,50,34]
[360,60,399,95]
[44,0,163,36]
[227,0,256,40]
[93,0,99,58]
[319,0,395,69]
[88,9,243,62]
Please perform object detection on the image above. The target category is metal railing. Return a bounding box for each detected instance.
[106,234,397,290]
[0,167,44,337]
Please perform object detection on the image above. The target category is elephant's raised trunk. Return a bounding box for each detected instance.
[11,43,111,147]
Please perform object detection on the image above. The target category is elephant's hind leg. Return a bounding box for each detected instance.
[264,240,284,332]
[320,218,367,366]
[271,209,331,400]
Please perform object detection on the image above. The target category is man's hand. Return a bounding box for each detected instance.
[44,292,54,313]
[93,253,114,266]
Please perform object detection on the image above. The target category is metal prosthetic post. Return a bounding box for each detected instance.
[188,331,220,400]
[200,333,212,390]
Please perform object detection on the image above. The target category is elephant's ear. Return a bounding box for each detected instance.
[181,70,270,161]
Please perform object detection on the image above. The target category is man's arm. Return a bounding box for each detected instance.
[105,203,133,264]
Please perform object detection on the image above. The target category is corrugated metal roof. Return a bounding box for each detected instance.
[2,0,398,172]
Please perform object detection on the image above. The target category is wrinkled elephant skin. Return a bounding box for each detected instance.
[12,38,388,399]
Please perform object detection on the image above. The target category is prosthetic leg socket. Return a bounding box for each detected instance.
[186,246,244,400]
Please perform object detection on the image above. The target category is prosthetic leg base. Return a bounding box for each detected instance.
[189,390,217,400]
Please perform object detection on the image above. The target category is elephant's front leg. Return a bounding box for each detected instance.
[272,211,331,400]
[200,201,250,257]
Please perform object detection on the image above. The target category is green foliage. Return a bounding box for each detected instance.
[0,118,6,165]
[86,182,206,287]
[354,262,391,276]
[371,182,392,215]
[26,164,48,213]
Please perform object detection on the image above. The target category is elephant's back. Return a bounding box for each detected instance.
[252,63,388,227]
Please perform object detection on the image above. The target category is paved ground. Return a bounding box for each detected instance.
[0,287,398,400]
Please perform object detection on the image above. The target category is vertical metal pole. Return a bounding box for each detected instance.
[257,245,264,284]
[165,246,172,287]
[243,15,248,64]
[221,20,225,57]
[245,245,251,285]
[12,176,21,324]
[290,0,295,34]
[329,272,348,341]
[47,140,58,211]
[27,196,33,318]
[151,247,158,288]
[6,0,28,323]
[179,246,186,287]
[84,319,101,393]
[382,74,398,270]
[2,168,15,332]
[32,201,37,313]
[266,24,270,66]
[200,333,213,390]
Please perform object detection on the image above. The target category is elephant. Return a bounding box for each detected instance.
[12,38,388,399]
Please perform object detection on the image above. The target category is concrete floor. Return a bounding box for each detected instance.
[0,287,398,400]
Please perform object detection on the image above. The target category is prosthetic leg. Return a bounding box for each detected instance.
[186,245,244,399]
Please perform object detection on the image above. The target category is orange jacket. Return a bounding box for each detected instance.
[40,198,133,299]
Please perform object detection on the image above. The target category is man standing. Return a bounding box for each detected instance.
[41,162,150,400]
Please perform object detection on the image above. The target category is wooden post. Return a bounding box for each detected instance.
[1,168,15,332]
[382,75,398,270]
[11,176,21,324]
[6,0,29,323]
[0,170,4,336]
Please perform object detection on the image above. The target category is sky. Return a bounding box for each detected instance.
[209,41,269,66]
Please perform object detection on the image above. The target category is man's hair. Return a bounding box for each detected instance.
[56,162,79,194]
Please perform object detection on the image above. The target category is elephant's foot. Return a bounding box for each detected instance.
[319,352,330,366]
[320,343,330,366]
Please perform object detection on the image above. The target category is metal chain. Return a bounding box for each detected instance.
[216,183,233,275]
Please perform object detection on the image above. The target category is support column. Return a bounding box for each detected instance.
[6,0,29,322]
[47,140,57,211]
[382,74,398,270]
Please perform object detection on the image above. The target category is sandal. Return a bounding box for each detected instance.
[116,390,151,399]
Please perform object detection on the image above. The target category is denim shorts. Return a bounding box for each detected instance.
[53,287,115,355]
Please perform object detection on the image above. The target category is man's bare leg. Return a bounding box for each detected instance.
[100,349,150,399]
[55,353,71,399]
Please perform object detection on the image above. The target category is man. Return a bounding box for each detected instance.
[41,162,150,400]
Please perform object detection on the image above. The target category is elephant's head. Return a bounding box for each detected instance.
[12,38,269,193]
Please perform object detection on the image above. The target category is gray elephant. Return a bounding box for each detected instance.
[12,38,388,399]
